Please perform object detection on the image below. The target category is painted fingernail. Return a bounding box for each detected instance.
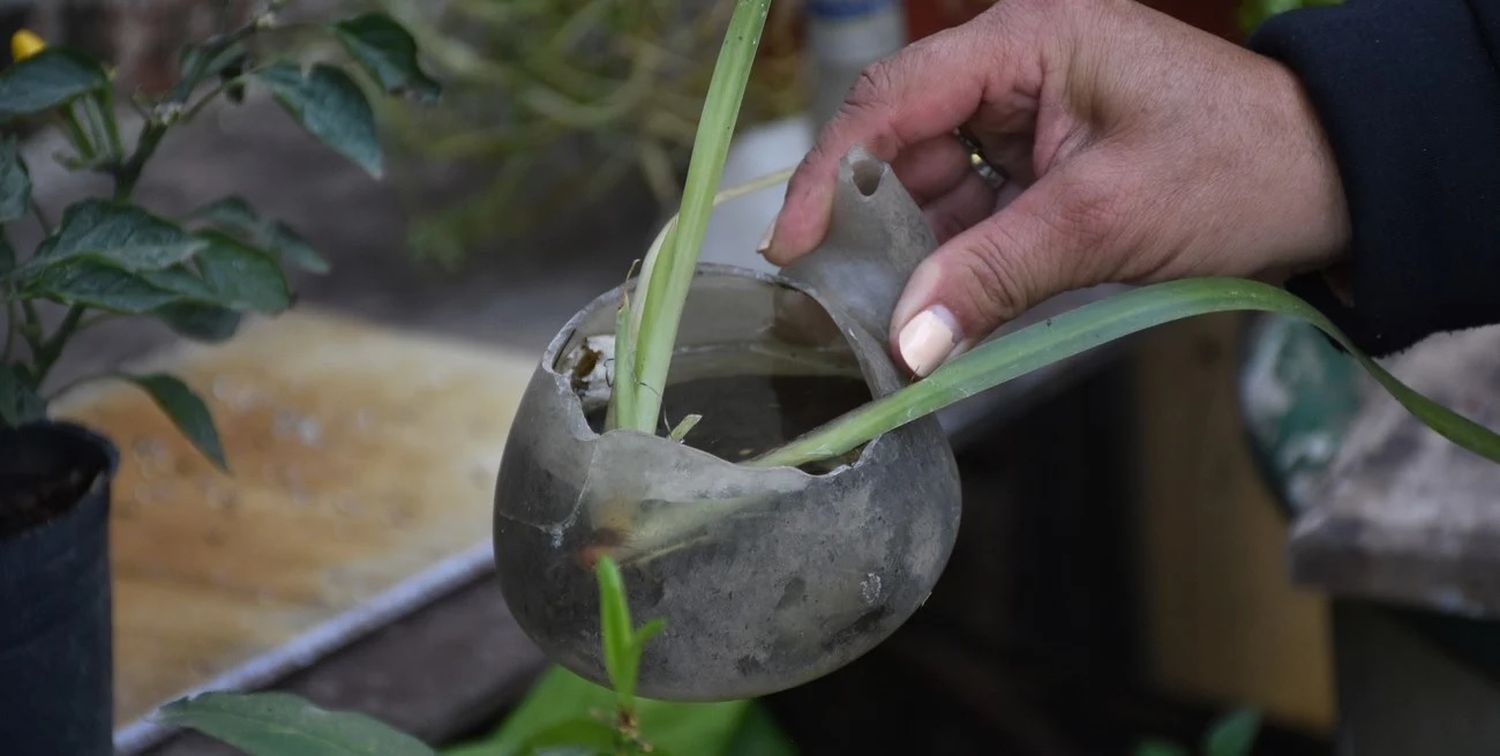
[897,306,961,378]
[756,221,775,256]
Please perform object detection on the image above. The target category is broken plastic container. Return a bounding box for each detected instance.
[493,150,962,700]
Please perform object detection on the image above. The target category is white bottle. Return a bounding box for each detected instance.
[805,0,909,128]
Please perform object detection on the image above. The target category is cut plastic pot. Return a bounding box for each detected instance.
[0,421,117,756]
[494,151,961,700]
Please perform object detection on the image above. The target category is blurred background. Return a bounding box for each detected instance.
[6,1,1467,754]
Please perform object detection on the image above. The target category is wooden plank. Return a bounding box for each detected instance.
[51,311,537,731]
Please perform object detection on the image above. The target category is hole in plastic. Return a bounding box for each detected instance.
[851,159,882,197]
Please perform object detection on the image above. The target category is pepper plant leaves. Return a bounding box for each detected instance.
[0,134,31,223]
[0,48,109,121]
[153,302,242,343]
[193,231,292,313]
[158,691,434,755]
[30,200,205,272]
[20,256,203,313]
[0,364,45,427]
[121,373,226,471]
[333,13,441,103]
[257,62,383,177]
[192,196,330,274]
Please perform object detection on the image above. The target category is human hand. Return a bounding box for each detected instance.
[762,0,1350,376]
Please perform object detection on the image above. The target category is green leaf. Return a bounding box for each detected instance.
[0,48,109,121]
[1204,709,1261,756]
[20,256,200,313]
[442,667,769,756]
[122,373,226,470]
[666,414,700,442]
[516,719,615,756]
[596,556,637,707]
[157,691,434,756]
[755,278,1500,468]
[0,134,31,223]
[626,0,772,431]
[333,13,441,102]
[723,703,796,756]
[192,196,330,274]
[1133,740,1191,756]
[257,62,383,177]
[30,200,204,271]
[193,231,291,313]
[154,302,242,343]
[0,364,45,426]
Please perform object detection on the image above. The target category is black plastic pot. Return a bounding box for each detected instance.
[0,421,118,756]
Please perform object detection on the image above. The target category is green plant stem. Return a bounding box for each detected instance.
[98,88,127,161]
[30,304,85,386]
[19,301,44,358]
[58,105,96,160]
[624,0,771,433]
[114,122,167,201]
[752,278,1500,468]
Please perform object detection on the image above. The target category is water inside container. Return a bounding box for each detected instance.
[585,342,872,473]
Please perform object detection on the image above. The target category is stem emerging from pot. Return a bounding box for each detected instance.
[751,278,1500,469]
[619,0,771,433]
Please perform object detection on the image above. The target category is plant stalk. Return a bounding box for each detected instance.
[751,278,1500,468]
[624,0,771,433]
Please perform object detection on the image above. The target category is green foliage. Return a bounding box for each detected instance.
[256,62,385,178]
[0,48,108,121]
[1239,0,1343,32]
[596,556,664,713]
[370,0,799,267]
[191,196,330,274]
[0,4,435,468]
[160,549,793,756]
[1134,708,1261,756]
[335,13,442,103]
[157,691,435,756]
[1204,710,1262,756]
[123,373,227,471]
[446,667,791,756]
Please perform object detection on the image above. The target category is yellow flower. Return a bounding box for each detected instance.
[11,29,44,63]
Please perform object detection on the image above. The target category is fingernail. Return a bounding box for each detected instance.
[897,306,961,378]
[756,221,775,256]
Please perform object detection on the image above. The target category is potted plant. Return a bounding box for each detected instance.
[0,5,435,752]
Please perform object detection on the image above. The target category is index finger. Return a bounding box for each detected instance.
[762,22,1008,265]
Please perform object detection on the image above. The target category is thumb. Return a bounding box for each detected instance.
[889,169,1118,376]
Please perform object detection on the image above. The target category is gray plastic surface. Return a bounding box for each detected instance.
[493,151,960,700]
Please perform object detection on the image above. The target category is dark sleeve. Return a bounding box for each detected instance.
[1249,0,1500,356]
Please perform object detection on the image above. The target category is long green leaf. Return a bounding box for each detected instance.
[157,691,434,756]
[625,0,771,432]
[596,556,637,708]
[122,373,227,471]
[753,278,1500,468]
